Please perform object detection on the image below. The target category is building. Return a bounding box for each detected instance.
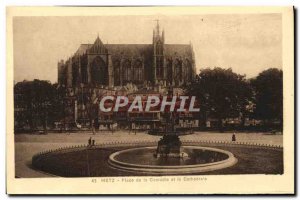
[57,21,197,129]
[127,88,162,131]
[95,87,199,131]
[57,21,196,89]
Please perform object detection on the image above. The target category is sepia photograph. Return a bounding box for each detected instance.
[6,6,294,194]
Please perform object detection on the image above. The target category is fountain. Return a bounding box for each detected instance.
[108,112,238,175]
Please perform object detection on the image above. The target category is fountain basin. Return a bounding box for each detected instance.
[108,146,238,174]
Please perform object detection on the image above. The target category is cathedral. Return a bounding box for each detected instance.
[57,22,196,88]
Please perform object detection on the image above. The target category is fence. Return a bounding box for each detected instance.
[33,139,283,160]
[31,140,283,177]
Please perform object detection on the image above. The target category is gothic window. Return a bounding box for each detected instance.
[133,60,143,81]
[182,60,186,81]
[113,60,121,86]
[185,59,191,80]
[72,63,78,86]
[156,41,162,55]
[156,57,164,79]
[166,59,173,82]
[174,59,182,81]
[156,45,159,54]
[81,56,88,84]
[122,59,131,81]
[91,56,106,85]
[81,64,88,84]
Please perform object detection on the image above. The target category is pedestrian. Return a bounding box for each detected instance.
[92,139,95,146]
[232,133,236,142]
[88,137,92,146]
[92,120,96,135]
[65,125,70,135]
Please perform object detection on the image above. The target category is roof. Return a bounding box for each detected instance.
[107,44,152,59]
[164,44,193,60]
[74,43,193,60]
[74,44,92,56]
[88,36,108,54]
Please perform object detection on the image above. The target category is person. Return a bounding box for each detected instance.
[65,125,70,135]
[92,120,96,135]
[88,137,92,146]
[130,123,135,135]
[92,139,95,146]
[232,133,236,142]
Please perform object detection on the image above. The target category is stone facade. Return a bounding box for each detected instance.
[58,22,196,89]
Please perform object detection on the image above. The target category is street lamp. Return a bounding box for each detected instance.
[42,101,51,134]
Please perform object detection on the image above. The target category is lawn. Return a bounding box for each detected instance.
[31,144,283,177]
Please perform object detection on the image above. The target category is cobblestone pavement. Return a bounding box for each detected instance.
[14,131,283,177]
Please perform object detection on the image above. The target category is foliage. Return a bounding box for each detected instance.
[186,67,253,132]
[14,79,64,130]
[251,68,283,125]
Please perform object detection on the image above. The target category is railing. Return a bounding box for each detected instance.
[31,140,283,177]
[32,139,283,161]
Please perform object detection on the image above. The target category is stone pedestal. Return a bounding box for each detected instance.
[154,135,183,158]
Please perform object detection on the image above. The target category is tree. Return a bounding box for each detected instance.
[51,83,66,126]
[14,79,64,131]
[251,68,283,129]
[185,68,252,132]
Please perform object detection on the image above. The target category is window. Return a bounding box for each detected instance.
[133,60,143,81]
[113,60,121,86]
[174,59,182,80]
[91,56,106,85]
[122,60,131,81]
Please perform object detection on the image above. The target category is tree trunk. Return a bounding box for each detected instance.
[218,117,224,133]
[240,114,245,130]
[201,111,207,128]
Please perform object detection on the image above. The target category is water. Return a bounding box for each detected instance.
[114,147,229,166]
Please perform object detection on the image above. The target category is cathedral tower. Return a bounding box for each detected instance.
[153,20,165,85]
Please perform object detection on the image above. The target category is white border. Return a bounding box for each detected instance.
[2,1,297,198]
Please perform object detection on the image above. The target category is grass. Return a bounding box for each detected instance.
[32,144,283,177]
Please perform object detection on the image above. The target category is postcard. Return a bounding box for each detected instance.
[6,6,294,194]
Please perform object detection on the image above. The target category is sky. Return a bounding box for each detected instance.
[13,14,282,83]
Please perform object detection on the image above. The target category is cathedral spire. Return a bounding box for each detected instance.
[154,19,160,36]
[153,19,164,43]
[153,29,155,42]
[156,19,160,35]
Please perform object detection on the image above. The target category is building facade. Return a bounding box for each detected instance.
[57,22,197,130]
[58,22,196,89]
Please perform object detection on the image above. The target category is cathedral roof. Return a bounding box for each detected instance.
[106,44,152,60]
[164,44,193,60]
[74,44,92,56]
[74,43,193,60]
